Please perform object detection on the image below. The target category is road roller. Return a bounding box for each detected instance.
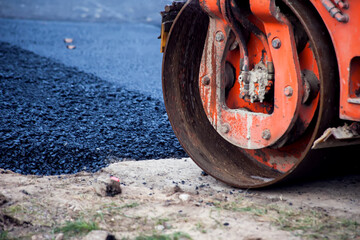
[160,0,360,188]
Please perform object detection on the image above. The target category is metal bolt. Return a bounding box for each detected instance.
[202,76,210,85]
[215,31,225,42]
[262,129,271,140]
[334,0,349,9]
[230,41,238,50]
[284,86,293,97]
[272,38,281,49]
[220,124,230,134]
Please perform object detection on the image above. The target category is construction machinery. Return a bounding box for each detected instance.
[161,0,360,188]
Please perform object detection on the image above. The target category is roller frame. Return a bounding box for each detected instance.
[162,0,360,188]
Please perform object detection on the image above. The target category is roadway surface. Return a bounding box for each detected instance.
[0,0,188,175]
[0,0,171,99]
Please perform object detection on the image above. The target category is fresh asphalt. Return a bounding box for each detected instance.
[0,0,172,99]
[0,0,188,175]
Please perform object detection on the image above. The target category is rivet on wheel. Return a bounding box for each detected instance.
[220,124,230,134]
[262,129,271,140]
[215,31,225,42]
[202,76,210,85]
[272,37,281,49]
[284,86,293,97]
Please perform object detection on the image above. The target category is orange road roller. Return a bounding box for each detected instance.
[161,0,360,188]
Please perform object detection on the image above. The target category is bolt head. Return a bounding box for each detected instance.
[202,76,210,85]
[284,86,293,97]
[215,31,225,42]
[220,124,230,134]
[262,129,271,140]
[230,41,238,50]
[272,38,281,49]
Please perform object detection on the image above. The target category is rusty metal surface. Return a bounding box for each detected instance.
[198,0,312,150]
[160,1,186,52]
[162,0,359,188]
[310,0,360,121]
[312,123,360,149]
[163,0,279,187]
[321,0,348,22]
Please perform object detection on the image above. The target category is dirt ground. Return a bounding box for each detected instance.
[1,158,360,240]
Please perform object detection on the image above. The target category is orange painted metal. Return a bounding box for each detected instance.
[309,0,360,121]
[226,33,273,114]
[350,57,360,100]
[198,0,319,150]
[162,0,354,187]
[244,45,320,172]
[199,0,360,140]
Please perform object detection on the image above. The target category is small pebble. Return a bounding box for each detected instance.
[64,38,73,43]
[179,193,190,202]
[55,233,64,240]
[66,45,76,50]
[155,225,165,231]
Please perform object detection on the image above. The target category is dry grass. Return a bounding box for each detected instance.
[212,198,360,240]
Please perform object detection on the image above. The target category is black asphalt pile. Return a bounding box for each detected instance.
[0,42,187,175]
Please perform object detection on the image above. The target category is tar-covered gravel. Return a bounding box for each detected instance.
[0,42,187,175]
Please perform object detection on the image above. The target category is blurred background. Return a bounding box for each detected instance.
[0,0,188,175]
[0,0,173,98]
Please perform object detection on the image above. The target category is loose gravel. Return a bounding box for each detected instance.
[0,42,187,175]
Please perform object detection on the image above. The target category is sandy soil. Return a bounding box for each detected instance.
[1,158,359,240]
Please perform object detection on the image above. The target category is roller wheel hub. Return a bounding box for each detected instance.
[162,0,340,188]
[198,0,320,150]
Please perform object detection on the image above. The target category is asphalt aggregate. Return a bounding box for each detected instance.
[0,42,187,175]
[0,18,164,100]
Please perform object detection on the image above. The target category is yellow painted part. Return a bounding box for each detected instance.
[160,24,169,53]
